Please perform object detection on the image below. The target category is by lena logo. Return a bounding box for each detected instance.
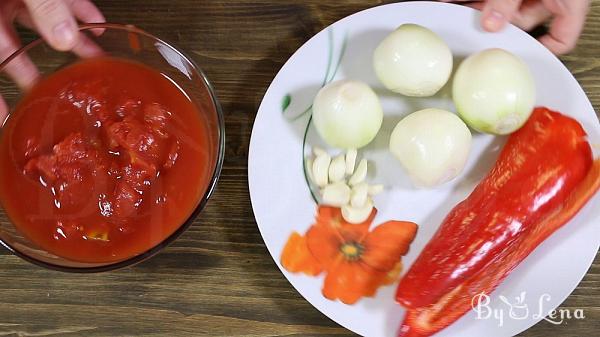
[471,292,585,327]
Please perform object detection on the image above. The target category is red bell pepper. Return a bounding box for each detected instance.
[395,107,600,337]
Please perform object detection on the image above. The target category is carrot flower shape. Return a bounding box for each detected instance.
[281,232,322,276]
[281,206,418,305]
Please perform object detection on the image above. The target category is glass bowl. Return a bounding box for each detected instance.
[0,24,225,272]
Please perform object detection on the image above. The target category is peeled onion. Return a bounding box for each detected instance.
[452,48,536,135]
[312,80,383,149]
[373,24,453,97]
[389,108,471,187]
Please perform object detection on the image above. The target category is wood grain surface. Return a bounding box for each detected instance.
[1,1,599,336]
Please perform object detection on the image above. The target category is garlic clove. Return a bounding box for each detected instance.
[349,158,368,186]
[345,148,358,176]
[329,155,346,183]
[321,182,351,207]
[350,182,369,208]
[312,153,331,187]
[342,198,374,224]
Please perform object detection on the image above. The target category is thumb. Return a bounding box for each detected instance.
[481,0,524,32]
[23,0,78,51]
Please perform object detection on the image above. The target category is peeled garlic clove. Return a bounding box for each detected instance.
[313,147,327,157]
[345,148,357,175]
[321,182,351,207]
[342,198,374,224]
[368,184,384,196]
[350,182,369,208]
[349,159,368,186]
[329,155,346,183]
[312,153,331,187]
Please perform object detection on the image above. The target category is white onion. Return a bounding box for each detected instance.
[389,108,471,187]
[452,48,536,135]
[312,80,383,149]
[373,24,453,97]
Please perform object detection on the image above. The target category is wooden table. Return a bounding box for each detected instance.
[1,1,599,336]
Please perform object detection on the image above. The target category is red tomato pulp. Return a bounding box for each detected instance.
[0,57,212,263]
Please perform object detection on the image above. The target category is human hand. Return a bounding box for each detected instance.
[0,0,105,123]
[441,0,591,55]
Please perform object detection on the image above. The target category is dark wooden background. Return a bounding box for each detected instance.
[1,1,599,336]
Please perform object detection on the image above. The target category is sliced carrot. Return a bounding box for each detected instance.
[361,220,418,272]
[280,232,322,276]
[322,259,387,305]
[307,206,373,269]
[283,206,419,306]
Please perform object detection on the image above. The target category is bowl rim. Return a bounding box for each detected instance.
[0,23,226,272]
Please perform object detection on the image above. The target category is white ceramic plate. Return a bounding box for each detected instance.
[248,2,600,336]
